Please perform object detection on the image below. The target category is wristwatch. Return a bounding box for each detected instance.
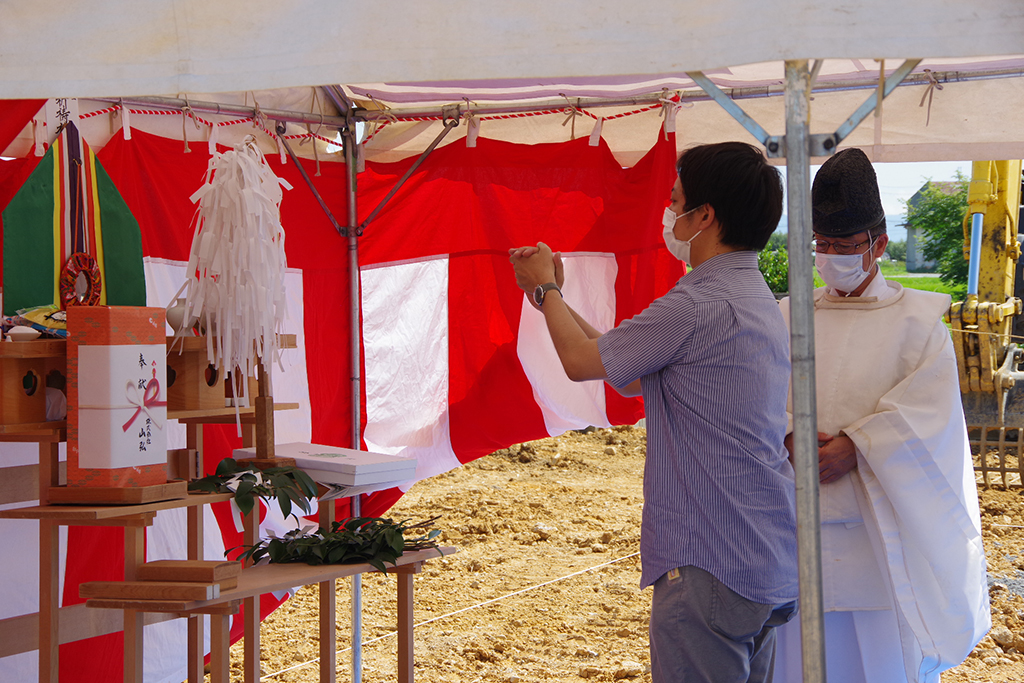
[533,282,562,307]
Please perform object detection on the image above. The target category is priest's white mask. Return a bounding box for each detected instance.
[814,242,874,292]
[662,206,702,263]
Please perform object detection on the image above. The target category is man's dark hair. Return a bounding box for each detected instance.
[675,142,784,251]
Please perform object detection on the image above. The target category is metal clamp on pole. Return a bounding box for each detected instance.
[765,133,838,159]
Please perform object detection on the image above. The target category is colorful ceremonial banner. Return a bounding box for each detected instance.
[1,121,145,316]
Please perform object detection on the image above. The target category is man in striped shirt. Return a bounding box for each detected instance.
[510,142,798,682]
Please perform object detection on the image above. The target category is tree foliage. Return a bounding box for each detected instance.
[764,231,788,252]
[904,174,969,292]
[886,239,907,263]
[758,249,789,294]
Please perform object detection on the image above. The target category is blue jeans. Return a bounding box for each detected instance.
[650,565,798,683]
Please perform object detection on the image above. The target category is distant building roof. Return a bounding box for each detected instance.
[902,181,963,226]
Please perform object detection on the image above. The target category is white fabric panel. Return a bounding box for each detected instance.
[145,258,190,451]
[0,1,1021,98]
[361,258,459,482]
[270,267,312,444]
[0,653,38,682]
[516,253,617,435]
[145,257,312,444]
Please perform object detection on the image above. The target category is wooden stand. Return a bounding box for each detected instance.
[0,332,449,683]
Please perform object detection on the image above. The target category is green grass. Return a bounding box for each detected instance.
[878,261,962,297]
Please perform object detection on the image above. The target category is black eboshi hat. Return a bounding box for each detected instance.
[811,148,886,237]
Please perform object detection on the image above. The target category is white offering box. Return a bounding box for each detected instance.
[232,442,417,487]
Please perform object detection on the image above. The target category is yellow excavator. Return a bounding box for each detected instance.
[947,160,1024,485]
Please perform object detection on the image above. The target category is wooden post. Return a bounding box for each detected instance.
[123,526,145,683]
[186,423,205,683]
[395,563,422,683]
[319,502,337,683]
[38,440,60,683]
[209,613,231,683]
[242,507,261,683]
[254,363,274,460]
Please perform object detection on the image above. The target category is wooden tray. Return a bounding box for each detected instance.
[138,559,241,583]
[47,480,188,505]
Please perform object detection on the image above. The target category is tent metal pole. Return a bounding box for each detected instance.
[832,59,923,143]
[685,71,773,145]
[343,114,365,683]
[275,124,346,240]
[784,59,828,683]
[95,95,348,127]
[355,65,1023,123]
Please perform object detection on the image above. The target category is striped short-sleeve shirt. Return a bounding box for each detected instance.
[597,250,798,604]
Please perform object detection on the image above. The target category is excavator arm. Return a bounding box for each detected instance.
[949,160,1024,484]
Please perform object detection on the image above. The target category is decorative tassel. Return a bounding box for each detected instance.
[208,123,220,155]
[33,113,45,156]
[589,117,603,147]
[120,104,132,141]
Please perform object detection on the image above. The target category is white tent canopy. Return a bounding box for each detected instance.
[1,0,1022,98]
[1,1,1023,165]
[5,56,1024,167]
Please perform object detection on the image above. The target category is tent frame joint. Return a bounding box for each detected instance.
[765,133,838,158]
[275,122,348,240]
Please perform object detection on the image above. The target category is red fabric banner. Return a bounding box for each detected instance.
[0,99,43,157]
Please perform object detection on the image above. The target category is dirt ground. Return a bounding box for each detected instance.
[230,426,1024,683]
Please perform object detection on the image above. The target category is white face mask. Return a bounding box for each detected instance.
[814,240,874,293]
[662,206,702,263]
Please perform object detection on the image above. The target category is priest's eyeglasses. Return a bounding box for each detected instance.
[812,237,873,255]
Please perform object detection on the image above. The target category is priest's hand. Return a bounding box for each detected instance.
[783,431,831,460]
[818,434,858,484]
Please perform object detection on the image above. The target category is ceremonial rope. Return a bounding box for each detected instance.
[75,95,671,152]
[77,104,338,146]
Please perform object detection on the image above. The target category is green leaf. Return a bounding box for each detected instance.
[292,469,318,496]
[215,457,241,476]
[277,490,293,518]
[235,491,255,517]
[187,479,220,493]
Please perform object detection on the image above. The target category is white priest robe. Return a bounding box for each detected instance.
[775,275,989,683]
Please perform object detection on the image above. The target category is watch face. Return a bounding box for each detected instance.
[533,285,544,306]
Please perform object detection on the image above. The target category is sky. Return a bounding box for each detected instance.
[778,161,972,242]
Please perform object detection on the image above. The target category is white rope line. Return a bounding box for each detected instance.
[949,327,1024,343]
[261,551,641,680]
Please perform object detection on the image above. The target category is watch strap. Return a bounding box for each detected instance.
[534,282,562,306]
